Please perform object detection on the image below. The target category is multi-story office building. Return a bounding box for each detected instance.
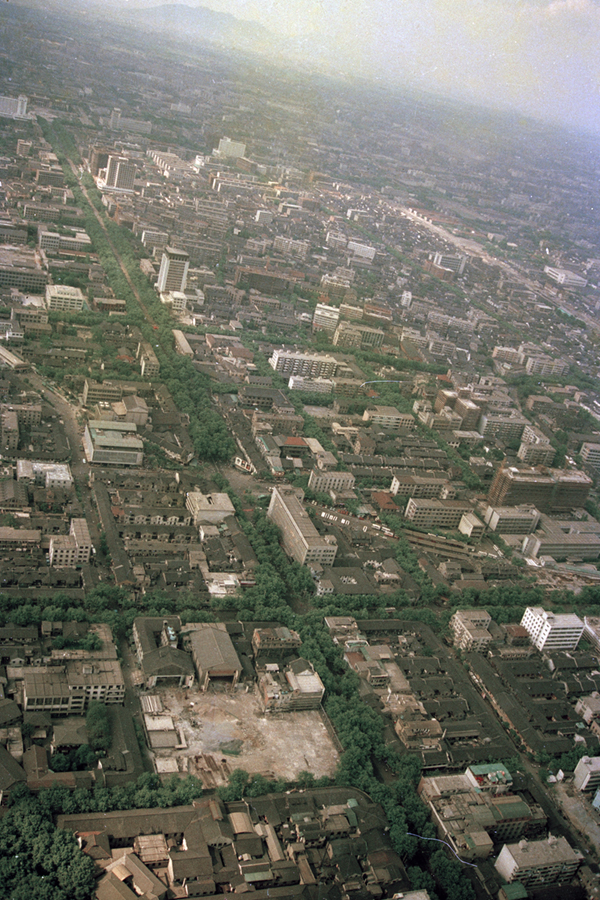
[157,246,189,293]
[483,505,540,534]
[1,409,18,452]
[0,221,27,245]
[488,466,591,512]
[494,837,582,887]
[269,350,338,379]
[186,491,236,526]
[450,610,493,651]
[363,406,415,430]
[581,442,600,469]
[517,425,555,465]
[574,756,600,791]
[312,303,340,334]
[45,284,85,312]
[16,460,73,490]
[525,355,570,377]
[288,376,334,394]
[83,379,123,406]
[273,236,309,259]
[333,321,385,349]
[138,341,160,378]
[453,397,481,429]
[308,469,355,494]
[522,516,600,561]
[432,252,467,274]
[478,412,529,442]
[267,487,337,567]
[492,346,523,364]
[520,607,584,652]
[104,155,136,191]
[23,659,125,714]
[49,518,93,567]
[404,498,472,528]
[390,475,454,499]
[39,230,92,253]
[543,266,587,289]
[215,137,246,158]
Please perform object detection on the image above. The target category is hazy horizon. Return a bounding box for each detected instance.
[10,0,600,137]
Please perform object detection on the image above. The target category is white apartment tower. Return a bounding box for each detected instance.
[157,246,190,293]
[520,607,584,652]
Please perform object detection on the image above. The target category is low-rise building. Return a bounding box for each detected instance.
[186,492,235,526]
[258,658,325,711]
[133,617,195,690]
[363,406,415,430]
[16,460,73,489]
[83,421,144,466]
[186,624,243,691]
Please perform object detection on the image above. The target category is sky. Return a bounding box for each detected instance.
[57,0,600,134]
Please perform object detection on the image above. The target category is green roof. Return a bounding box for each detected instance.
[501,883,528,900]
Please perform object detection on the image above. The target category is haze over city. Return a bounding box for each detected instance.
[1,1,600,900]
[26,0,600,134]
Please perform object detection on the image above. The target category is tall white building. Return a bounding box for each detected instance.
[157,246,189,293]
[494,836,582,887]
[269,350,338,378]
[520,607,584,651]
[312,303,340,334]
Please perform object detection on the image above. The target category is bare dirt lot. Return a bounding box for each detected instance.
[155,686,340,786]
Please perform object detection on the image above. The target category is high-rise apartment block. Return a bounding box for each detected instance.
[104,155,136,191]
[267,487,337,567]
[520,607,584,652]
[157,246,189,293]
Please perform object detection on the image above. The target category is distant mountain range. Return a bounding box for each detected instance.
[117,3,273,54]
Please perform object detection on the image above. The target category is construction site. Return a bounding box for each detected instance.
[140,687,340,788]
